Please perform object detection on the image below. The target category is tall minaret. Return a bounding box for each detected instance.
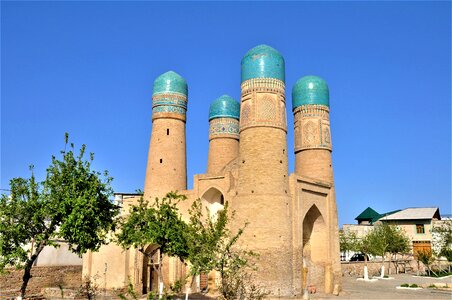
[206,95,240,174]
[292,75,341,293]
[144,71,188,199]
[233,45,293,296]
[292,76,332,182]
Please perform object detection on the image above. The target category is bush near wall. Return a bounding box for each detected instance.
[0,266,82,298]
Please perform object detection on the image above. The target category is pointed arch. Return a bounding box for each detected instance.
[302,204,327,262]
[200,187,225,216]
[302,204,328,292]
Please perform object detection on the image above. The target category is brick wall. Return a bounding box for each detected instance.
[0,266,82,297]
[341,261,422,277]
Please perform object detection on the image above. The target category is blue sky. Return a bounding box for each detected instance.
[1,1,451,226]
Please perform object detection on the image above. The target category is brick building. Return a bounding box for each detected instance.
[83,45,341,297]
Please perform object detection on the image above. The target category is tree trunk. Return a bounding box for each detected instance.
[416,260,420,276]
[392,253,398,274]
[158,252,163,298]
[364,256,369,280]
[220,257,226,299]
[20,241,46,298]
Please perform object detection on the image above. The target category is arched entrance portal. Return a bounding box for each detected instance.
[201,187,225,216]
[142,245,160,294]
[302,205,327,292]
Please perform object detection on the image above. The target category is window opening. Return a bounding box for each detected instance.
[416,224,425,234]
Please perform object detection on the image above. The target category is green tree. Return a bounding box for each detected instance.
[186,199,266,300]
[365,223,410,277]
[115,192,189,290]
[347,233,374,280]
[358,235,373,262]
[339,229,360,258]
[185,199,231,277]
[432,220,452,261]
[0,134,118,298]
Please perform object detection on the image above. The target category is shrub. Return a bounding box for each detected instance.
[78,276,101,300]
[442,248,452,262]
[170,279,185,294]
[117,277,138,300]
[147,291,156,300]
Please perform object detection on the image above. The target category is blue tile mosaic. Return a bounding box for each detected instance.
[209,95,240,121]
[241,45,285,83]
[153,106,186,114]
[292,76,329,109]
[153,71,188,96]
[152,97,187,110]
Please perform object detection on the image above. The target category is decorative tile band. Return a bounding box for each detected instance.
[241,78,285,96]
[294,104,330,119]
[153,93,187,110]
[294,105,331,151]
[152,92,187,121]
[209,118,239,140]
[240,78,287,132]
[153,106,186,114]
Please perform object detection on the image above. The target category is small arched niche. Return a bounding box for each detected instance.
[201,187,225,216]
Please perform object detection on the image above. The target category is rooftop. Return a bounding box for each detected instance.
[355,207,380,221]
[378,207,440,221]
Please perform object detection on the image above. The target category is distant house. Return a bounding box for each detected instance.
[342,206,442,260]
[377,207,441,254]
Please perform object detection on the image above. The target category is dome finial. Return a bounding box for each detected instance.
[209,95,240,121]
[153,71,188,96]
[241,45,285,83]
[292,76,329,109]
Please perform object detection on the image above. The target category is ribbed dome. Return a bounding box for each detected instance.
[241,45,285,83]
[153,71,188,96]
[209,95,240,121]
[292,76,329,109]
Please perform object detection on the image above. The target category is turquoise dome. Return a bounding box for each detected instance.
[292,76,329,109]
[241,45,285,83]
[209,95,240,120]
[153,71,188,96]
